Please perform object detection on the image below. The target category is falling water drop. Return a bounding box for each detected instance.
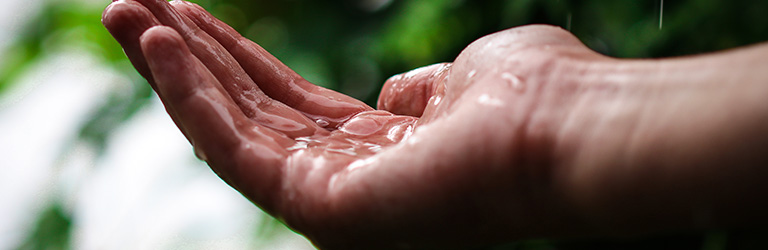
[194,147,208,162]
[659,0,664,30]
[566,12,573,31]
[315,119,330,128]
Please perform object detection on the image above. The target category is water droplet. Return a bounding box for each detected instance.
[566,12,573,31]
[363,142,382,152]
[430,95,442,106]
[467,70,477,79]
[288,136,313,151]
[347,158,375,171]
[402,124,414,140]
[477,94,504,107]
[339,117,382,136]
[659,0,664,30]
[500,73,525,90]
[315,119,330,128]
[326,148,357,156]
[194,147,208,161]
[287,142,308,151]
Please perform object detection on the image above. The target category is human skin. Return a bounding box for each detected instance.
[102,0,768,249]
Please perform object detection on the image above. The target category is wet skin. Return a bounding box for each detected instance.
[103,0,768,249]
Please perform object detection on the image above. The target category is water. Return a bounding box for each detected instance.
[465,70,478,87]
[325,148,357,156]
[363,142,382,152]
[315,119,330,128]
[287,135,383,156]
[430,95,442,106]
[659,0,664,30]
[194,146,208,161]
[477,94,504,107]
[287,136,316,151]
[500,72,525,90]
[467,70,477,79]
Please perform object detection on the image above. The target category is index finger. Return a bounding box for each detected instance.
[141,26,292,213]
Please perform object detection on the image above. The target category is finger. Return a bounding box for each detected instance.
[102,1,201,141]
[102,0,161,86]
[132,0,323,138]
[172,1,373,128]
[377,63,452,117]
[141,26,291,212]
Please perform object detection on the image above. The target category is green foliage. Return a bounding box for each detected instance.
[0,0,151,153]
[16,203,72,250]
[77,80,153,155]
[0,0,127,91]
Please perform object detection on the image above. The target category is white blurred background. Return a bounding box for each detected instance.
[0,0,315,249]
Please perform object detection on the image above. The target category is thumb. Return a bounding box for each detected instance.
[377,63,451,117]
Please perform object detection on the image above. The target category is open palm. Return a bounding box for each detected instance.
[103,0,619,249]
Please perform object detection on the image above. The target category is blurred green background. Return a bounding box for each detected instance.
[1,0,767,249]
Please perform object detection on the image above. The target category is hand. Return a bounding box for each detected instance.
[103,0,768,249]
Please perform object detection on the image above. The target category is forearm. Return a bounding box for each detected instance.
[555,43,768,236]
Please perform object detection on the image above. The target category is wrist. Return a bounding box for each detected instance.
[549,45,768,236]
